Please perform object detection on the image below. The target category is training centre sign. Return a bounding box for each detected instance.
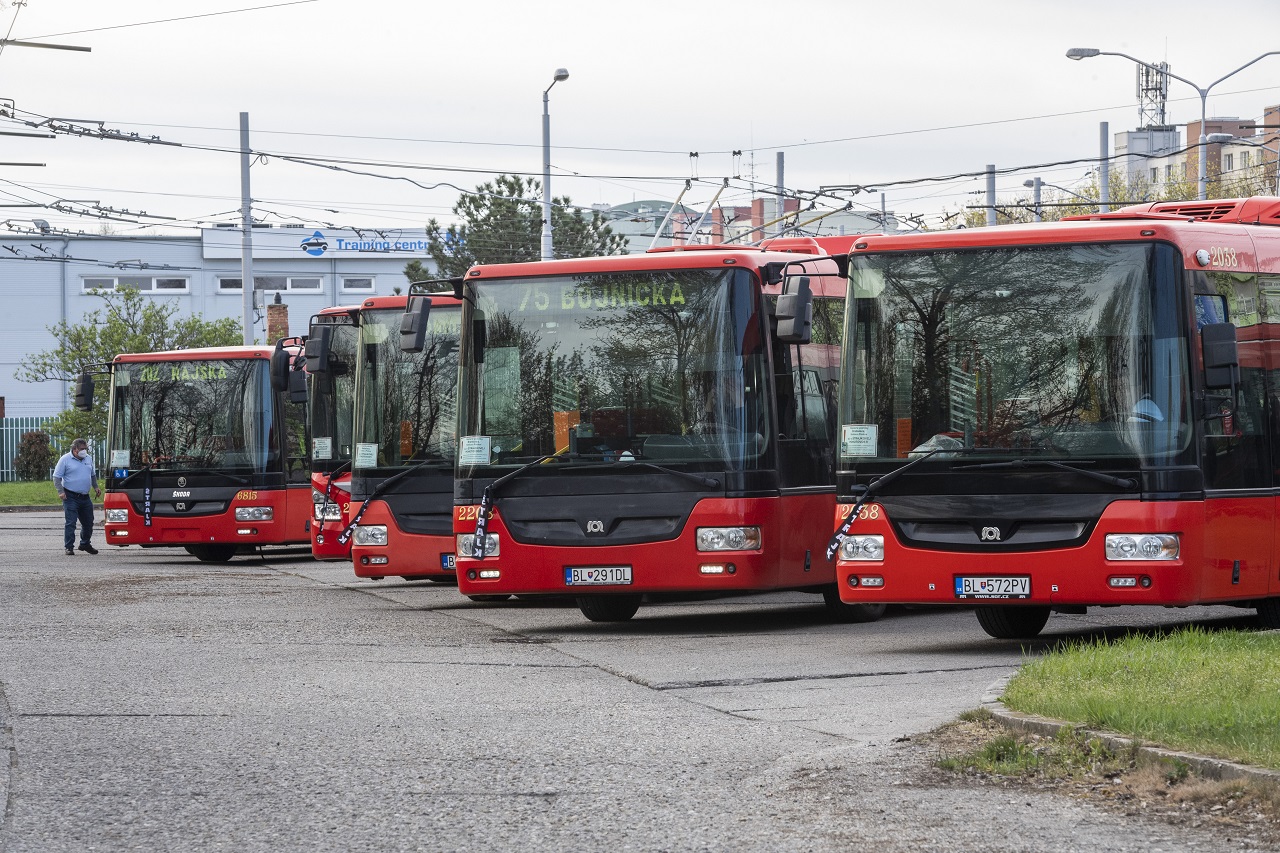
[202,227,433,260]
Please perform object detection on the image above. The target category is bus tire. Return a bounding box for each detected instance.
[821,587,887,623]
[974,605,1051,639]
[466,594,511,602]
[1257,598,1280,630]
[184,544,238,563]
[577,594,642,622]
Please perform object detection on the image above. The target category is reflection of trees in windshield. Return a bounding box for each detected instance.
[111,360,269,470]
[853,244,1177,457]
[356,310,459,467]
[469,269,766,466]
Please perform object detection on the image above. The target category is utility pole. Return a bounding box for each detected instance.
[985,165,997,226]
[239,112,255,345]
[774,152,785,237]
[1099,122,1111,213]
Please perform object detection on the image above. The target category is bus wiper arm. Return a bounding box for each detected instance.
[338,455,462,546]
[825,449,940,561]
[954,458,1136,489]
[468,454,558,560]
[611,460,720,489]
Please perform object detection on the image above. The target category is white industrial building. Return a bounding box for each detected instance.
[0,225,437,419]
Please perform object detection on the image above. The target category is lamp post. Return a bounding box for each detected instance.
[1023,178,1096,219]
[1067,48,1280,200]
[1208,131,1280,196]
[541,68,569,262]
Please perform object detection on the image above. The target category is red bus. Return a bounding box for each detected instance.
[91,342,313,562]
[306,306,360,560]
[829,196,1280,638]
[334,288,465,581]
[447,236,885,621]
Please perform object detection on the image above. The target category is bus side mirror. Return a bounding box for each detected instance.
[73,373,94,411]
[775,275,813,344]
[1201,322,1239,389]
[288,367,308,404]
[304,325,332,375]
[270,342,292,392]
[400,296,433,353]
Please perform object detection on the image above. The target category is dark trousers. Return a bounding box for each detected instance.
[63,491,94,549]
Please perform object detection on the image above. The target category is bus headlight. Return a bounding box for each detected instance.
[353,525,388,546]
[235,506,273,521]
[840,534,884,561]
[105,508,129,523]
[1105,533,1179,561]
[457,533,500,557]
[696,526,761,551]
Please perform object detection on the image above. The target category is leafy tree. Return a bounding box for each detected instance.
[14,430,55,481]
[16,287,242,445]
[405,174,628,281]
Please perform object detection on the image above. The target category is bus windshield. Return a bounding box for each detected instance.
[108,358,278,473]
[309,322,357,468]
[840,242,1190,467]
[457,267,771,476]
[353,305,461,471]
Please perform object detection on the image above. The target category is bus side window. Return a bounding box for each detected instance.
[1203,271,1270,489]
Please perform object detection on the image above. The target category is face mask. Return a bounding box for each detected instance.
[76,450,88,459]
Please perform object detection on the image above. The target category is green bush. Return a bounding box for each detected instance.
[14,430,56,481]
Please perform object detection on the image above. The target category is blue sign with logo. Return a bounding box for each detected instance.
[300,230,328,256]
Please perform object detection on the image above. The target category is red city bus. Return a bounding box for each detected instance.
[830,197,1280,638]
[306,306,360,560]
[448,236,882,621]
[333,288,465,581]
[91,342,312,562]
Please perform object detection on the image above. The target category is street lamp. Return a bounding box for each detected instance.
[541,68,569,262]
[1208,132,1280,196]
[1067,48,1280,200]
[1023,178,1096,220]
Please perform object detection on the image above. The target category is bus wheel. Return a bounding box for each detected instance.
[1257,598,1280,630]
[577,594,642,622]
[184,544,237,563]
[466,594,512,602]
[821,588,887,623]
[974,606,1050,639]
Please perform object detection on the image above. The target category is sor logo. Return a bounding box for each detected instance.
[980,526,1002,542]
[585,520,605,534]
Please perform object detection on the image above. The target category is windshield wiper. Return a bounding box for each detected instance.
[117,463,249,487]
[338,455,464,546]
[608,460,719,489]
[465,454,559,559]
[826,449,940,560]
[952,458,1136,489]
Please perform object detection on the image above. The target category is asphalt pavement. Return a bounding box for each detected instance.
[1,510,1274,852]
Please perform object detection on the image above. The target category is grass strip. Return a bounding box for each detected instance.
[1002,626,1280,770]
[0,480,63,506]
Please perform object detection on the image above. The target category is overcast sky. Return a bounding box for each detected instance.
[2,0,1279,239]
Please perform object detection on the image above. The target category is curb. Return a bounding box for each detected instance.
[980,674,1280,785]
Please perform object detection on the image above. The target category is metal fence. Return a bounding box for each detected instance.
[0,417,105,482]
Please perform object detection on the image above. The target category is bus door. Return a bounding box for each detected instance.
[1197,268,1273,601]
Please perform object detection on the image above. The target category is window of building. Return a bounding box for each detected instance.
[1225,153,1235,172]
[341,277,374,292]
[1165,164,1173,180]
[218,276,323,293]
[1150,168,1158,182]
[82,275,190,293]
[1242,151,1252,168]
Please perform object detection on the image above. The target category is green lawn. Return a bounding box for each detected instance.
[1002,626,1280,770]
[0,480,68,506]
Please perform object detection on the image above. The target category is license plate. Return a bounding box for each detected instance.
[441,553,456,570]
[565,566,632,586]
[954,575,1031,599]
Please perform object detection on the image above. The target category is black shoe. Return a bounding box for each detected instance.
[65,548,75,556]
[78,544,98,555]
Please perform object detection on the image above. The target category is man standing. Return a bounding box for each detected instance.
[53,438,101,556]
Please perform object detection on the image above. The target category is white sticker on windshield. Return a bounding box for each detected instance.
[354,442,379,468]
[458,436,492,466]
[110,450,130,467]
[840,424,878,457]
[313,437,332,460]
